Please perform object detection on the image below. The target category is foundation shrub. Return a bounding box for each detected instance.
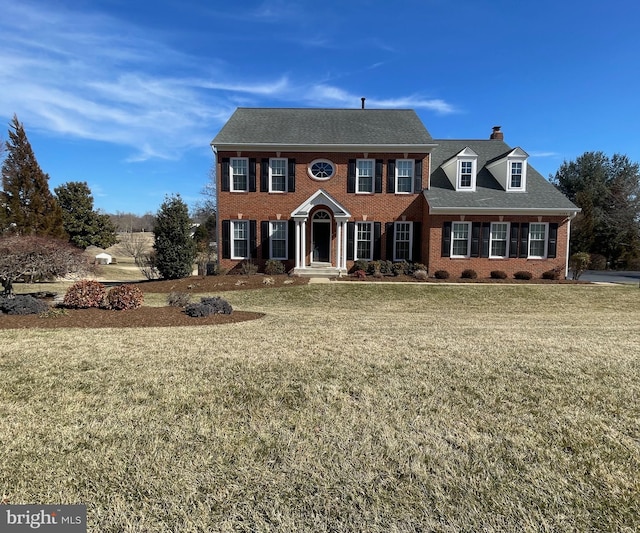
[264,259,285,275]
[490,270,508,279]
[167,292,191,308]
[434,270,450,279]
[240,260,258,276]
[514,271,533,280]
[413,269,428,280]
[391,261,410,276]
[569,252,591,280]
[351,259,368,274]
[0,295,49,315]
[63,280,107,309]
[354,269,367,280]
[106,285,144,310]
[461,269,478,279]
[542,268,561,280]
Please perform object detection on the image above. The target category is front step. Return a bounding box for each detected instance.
[294,265,346,278]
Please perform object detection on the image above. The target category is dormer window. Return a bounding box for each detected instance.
[442,147,478,191]
[486,147,528,192]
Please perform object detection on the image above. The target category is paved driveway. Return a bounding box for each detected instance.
[577,270,640,285]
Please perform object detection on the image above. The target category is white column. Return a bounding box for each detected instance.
[341,221,348,270]
[335,220,342,269]
[301,219,307,268]
[296,220,300,268]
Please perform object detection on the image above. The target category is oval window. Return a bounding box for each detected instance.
[308,159,335,181]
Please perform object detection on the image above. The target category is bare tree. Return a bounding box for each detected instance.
[117,232,159,280]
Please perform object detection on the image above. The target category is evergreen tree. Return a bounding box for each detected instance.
[552,151,640,266]
[1,115,64,237]
[153,194,197,279]
[54,181,118,249]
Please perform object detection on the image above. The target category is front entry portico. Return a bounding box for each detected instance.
[291,189,351,276]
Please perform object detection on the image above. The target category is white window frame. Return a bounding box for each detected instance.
[231,220,249,259]
[457,159,476,190]
[451,221,471,258]
[269,220,288,260]
[230,157,249,192]
[356,159,374,194]
[308,159,335,181]
[507,160,527,191]
[394,221,413,261]
[354,222,374,261]
[395,159,414,194]
[528,222,548,258]
[489,222,509,258]
[269,158,287,193]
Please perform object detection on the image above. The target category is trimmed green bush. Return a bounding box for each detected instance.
[185,296,233,317]
[461,269,478,279]
[0,295,49,315]
[63,280,107,309]
[542,269,561,280]
[352,259,369,274]
[490,270,508,279]
[434,270,450,279]
[106,285,144,310]
[264,259,285,275]
[514,271,533,280]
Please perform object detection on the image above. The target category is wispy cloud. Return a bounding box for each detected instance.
[529,151,561,158]
[0,1,457,163]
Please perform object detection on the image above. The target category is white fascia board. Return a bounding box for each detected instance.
[212,143,438,153]
[427,206,581,216]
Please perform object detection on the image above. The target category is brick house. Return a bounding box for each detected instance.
[211,108,579,278]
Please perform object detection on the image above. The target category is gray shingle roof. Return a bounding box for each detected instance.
[212,108,433,146]
[425,139,579,212]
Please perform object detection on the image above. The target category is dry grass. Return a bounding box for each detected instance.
[1,284,639,531]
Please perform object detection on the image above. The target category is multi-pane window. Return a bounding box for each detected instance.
[396,160,414,193]
[270,158,287,192]
[510,162,523,188]
[490,222,508,258]
[356,160,374,193]
[270,221,287,259]
[355,222,373,260]
[451,222,470,257]
[232,220,249,259]
[394,222,412,261]
[230,158,248,191]
[529,223,547,258]
[459,161,473,188]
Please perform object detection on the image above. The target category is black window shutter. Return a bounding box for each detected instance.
[470,222,481,258]
[509,223,519,258]
[375,160,383,193]
[261,221,270,260]
[414,160,423,193]
[346,222,355,261]
[347,159,356,193]
[412,222,421,262]
[221,220,231,259]
[441,221,452,257]
[373,222,382,259]
[249,159,257,192]
[386,222,394,261]
[221,158,230,192]
[481,222,490,258]
[519,223,529,258]
[548,223,558,258]
[288,219,295,260]
[288,159,296,192]
[249,220,257,258]
[260,159,269,192]
[387,160,396,193]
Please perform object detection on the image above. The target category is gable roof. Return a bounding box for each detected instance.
[212,108,436,152]
[425,139,579,214]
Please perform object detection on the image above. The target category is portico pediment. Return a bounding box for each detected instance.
[291,189,351,219]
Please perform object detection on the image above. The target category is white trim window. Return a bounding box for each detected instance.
[269,221,288,259]
[308,159,335,181]
[509,161,524,190]
[356,159,374,194]
[490,222,509,258]
[451,222,471,257]
[396,159,414,193]
[529,223,548,258]
[230,157,248,192]
[355,222,373,260]
[231,220,249,259]
[269,158,287,192]
[394,221,413,261]
[458,160,475,189]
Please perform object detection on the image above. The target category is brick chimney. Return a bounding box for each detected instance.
[490,126,503,140]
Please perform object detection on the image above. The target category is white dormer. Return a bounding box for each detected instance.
[486,147,528,192]
[441,147,478,191]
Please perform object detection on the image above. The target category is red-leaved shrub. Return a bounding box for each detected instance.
[63,280,107,309]
[106,285,144,310]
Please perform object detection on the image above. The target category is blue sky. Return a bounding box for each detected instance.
[1,0,638,215]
